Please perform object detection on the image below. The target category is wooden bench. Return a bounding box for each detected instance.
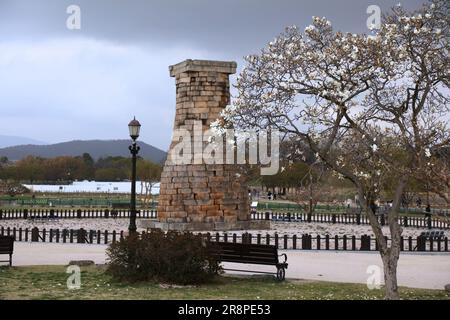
[0,235,14,267]
[210,242,288,281]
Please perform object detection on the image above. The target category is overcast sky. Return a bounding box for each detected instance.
[0,0,427,151]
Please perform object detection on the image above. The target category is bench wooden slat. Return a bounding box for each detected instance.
[214,252,278,260]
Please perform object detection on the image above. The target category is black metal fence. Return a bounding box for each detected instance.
[1,226,448,252]
[201,232,449,252]
[0,209,449,230]
[250,212,450,229]
[0,208,157,220]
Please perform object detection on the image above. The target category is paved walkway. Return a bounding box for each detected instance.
[6,242,450,290]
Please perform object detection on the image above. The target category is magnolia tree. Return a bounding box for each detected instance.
[214,0,449,299]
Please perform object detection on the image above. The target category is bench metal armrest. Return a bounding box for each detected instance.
[278,253,288,263]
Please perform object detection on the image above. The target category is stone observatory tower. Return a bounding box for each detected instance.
[141,59,269,231]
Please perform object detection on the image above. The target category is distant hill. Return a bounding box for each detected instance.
[0,140,167,164]
[0,135,47,148]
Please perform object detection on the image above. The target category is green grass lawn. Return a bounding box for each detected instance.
[0,265,448,300]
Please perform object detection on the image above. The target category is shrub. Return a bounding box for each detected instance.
[106,230,221,285]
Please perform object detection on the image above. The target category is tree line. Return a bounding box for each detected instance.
[0,154,162,184]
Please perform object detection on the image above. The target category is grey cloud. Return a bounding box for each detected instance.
[1,0,426,55]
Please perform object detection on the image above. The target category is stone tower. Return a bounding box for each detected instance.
[142,59,269,231]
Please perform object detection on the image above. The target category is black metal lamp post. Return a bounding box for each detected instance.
[128,117,141,234]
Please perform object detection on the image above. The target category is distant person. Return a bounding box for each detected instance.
[369,201,378,215]
[425,204,432,229]
[267,191,272,200]
[273,193,277,200]
[425,204,431,218]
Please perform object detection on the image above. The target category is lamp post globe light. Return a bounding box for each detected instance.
[128,117,141,234]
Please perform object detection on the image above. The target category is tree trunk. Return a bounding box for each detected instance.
[382,250,400,300]
[357,179,405,300]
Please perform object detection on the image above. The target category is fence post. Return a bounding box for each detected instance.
[416,235,426,252]
[31,227,39,242]
[89,230,94,244]
[293,235,297,250]
[23,209,28,220]
[78,229,87,244]
[325,235,329,250]
[360,235,371,251]
[332,214,336,224]
[275,233,279,248]
[302,234,311,250]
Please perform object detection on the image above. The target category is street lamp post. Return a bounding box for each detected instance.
[128,117,141,234]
